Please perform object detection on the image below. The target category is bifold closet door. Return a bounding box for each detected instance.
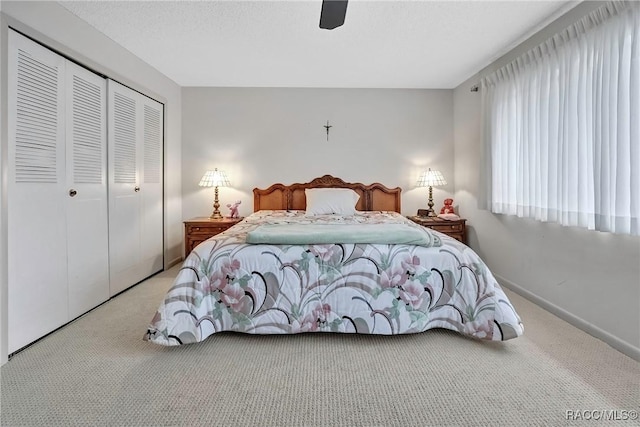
[108,80,163,296]
[107,81,141,295]
[65,62,109,319]
[7,30,109,353]
[140,96,164,277]
[8,31,67,353]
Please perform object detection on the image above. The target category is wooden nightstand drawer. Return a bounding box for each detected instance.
[429,223,463,232]
[184,217,243,256]
[406,216,467,244]
[186,224,228,234]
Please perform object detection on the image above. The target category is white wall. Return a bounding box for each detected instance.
[182,87,454,223]
[0,3,6,366]
[454,1,640,359]
[0,1,183,364]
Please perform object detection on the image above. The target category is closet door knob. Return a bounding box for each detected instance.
[69,189,77,197]
[134,186,140,192]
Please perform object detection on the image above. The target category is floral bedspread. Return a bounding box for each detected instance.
[145,211,523,345]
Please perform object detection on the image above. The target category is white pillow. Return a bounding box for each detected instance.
[305,188,360,216]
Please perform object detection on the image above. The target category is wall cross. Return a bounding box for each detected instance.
[324,120,332,141]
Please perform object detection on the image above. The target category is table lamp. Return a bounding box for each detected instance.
[416,168,446,217]
[199,168,230,219]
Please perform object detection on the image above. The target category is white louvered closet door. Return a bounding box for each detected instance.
[108,80,142,295]
[108,80,164,295]
[65,62,109,319]
[140,96,164,276]
[8,31,67,353]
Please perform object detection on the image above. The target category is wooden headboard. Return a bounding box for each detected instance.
[253,175,402,213]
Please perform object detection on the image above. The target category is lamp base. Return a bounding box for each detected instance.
[210,185,222,219]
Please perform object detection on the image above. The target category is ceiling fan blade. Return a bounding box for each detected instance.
[319,0,348,30]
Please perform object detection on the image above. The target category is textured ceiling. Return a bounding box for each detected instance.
[58,0,576,88]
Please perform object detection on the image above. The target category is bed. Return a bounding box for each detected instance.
[145,175,523,345]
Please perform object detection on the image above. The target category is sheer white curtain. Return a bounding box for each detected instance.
[481,1,639,236]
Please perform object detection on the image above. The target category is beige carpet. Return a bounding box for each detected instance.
[1,265,638,426]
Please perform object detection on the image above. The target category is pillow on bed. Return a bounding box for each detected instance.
[305,188,360,216]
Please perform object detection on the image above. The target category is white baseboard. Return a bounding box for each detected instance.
[166,256,183,269]
[495,274,640,362]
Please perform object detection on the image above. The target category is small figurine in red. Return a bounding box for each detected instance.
[440,198,455,215]
[438,198,459,220]
[226,200,241,219]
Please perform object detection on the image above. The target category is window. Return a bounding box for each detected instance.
[482,2,639,236]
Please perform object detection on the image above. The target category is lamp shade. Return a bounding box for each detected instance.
[416,169,446,187]
[199,168,230,188]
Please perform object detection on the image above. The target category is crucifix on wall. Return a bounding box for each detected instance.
[323,120,332,141]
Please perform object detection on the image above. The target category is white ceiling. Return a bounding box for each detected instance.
[58,0,577,89]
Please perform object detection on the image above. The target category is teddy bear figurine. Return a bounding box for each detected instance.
[226,200,241,219]
[440,198,455,215]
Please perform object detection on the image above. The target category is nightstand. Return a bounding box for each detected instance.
[184,217,243,255]
[407,216,467,244]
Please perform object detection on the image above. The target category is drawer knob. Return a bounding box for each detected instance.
[193,227,200,231]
